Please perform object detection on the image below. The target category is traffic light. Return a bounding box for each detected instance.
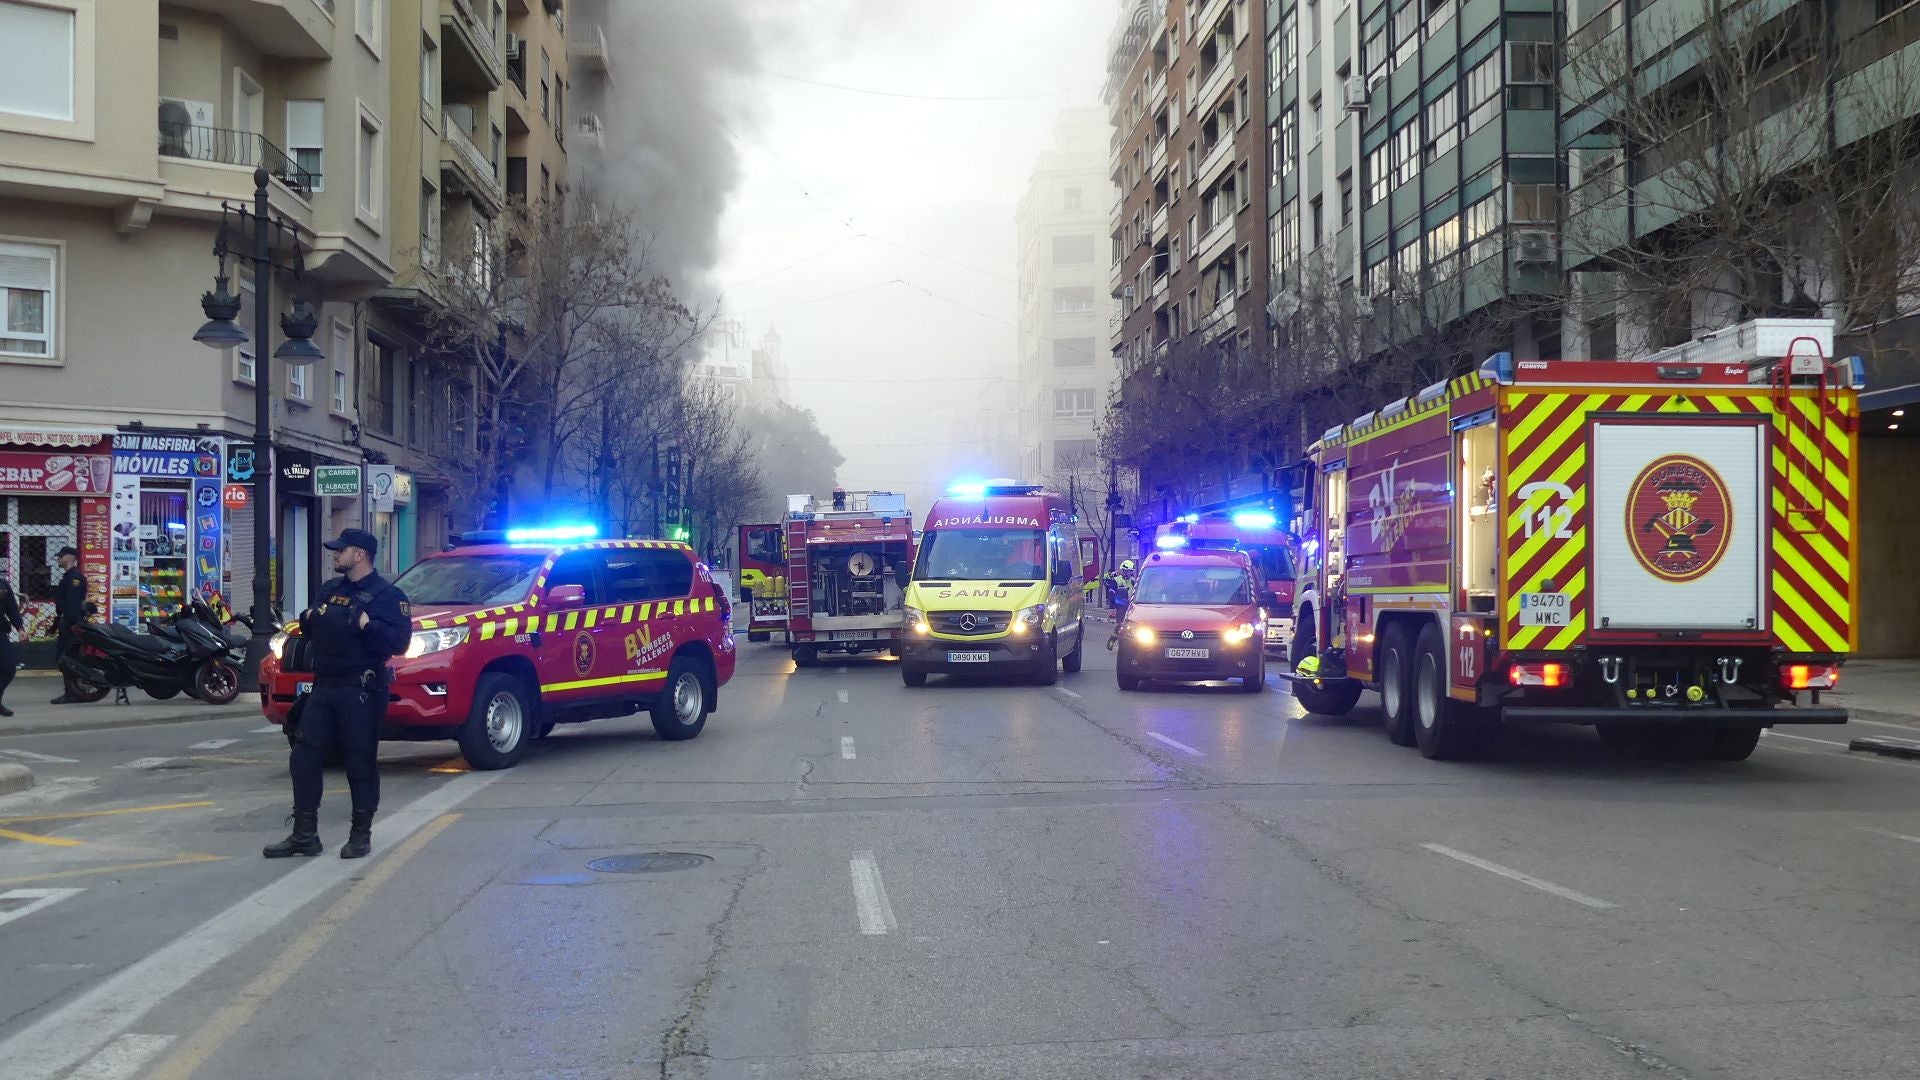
[664,444,682,507]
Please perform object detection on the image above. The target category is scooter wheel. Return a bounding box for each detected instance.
[193,660,242,705]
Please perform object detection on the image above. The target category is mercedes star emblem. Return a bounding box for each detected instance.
[959,613,977,631]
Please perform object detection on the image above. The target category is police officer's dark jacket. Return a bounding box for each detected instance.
[55,567,86,624]
[302,571,411,680]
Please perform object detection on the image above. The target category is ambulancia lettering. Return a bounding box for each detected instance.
[929,515,1042,528]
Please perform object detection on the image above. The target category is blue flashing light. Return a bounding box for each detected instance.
[1178,513,1200,524]
[1231,511,1277,529]
[1154,534,1188,550]
[504,523,599,544]
[946,480,988,498]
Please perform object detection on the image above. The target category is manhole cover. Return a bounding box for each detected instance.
[587,852,712,874]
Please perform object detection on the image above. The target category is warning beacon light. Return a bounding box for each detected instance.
[1232,511,1278,529]
[504,523,599,544]
[1154,534,1188,550]
[946,479,988,498]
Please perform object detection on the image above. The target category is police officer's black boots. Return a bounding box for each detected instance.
[340,808,375,859]
[262,809,322,858]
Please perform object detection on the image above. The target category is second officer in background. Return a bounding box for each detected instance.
[263,528,411,861]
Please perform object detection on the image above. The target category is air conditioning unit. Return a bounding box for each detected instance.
[1344,76,1372,113]
[1513,229,1559,264]
[505,32,522,60]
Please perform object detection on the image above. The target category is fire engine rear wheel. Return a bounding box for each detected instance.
[1412,624,1480,760]
[650,657,710,741]
[1379,624,1418,747]
[1705,725,1763,761]
[747,631,771,643]
[793,646,818,668]
[459,672,531,770]
[1061,626,1085,674]
[1291,680,1361,715]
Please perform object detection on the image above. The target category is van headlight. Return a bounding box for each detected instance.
[269,631,290,659]
[405,626,470,658]
[1222,622,1259,645]
[905,606,929,634]
[1011,604,1047,635]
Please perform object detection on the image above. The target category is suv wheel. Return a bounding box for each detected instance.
[459,672,531,770]
[651,656,710,741]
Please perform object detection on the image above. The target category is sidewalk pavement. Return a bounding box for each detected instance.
[1827,659,1920,724]
[1,675,261,737]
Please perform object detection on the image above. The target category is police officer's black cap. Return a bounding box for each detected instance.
[323,528,379,558]
[55,545,78,558]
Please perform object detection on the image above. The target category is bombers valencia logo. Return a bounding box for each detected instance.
[573,630,595,676]
[1626,454,1732,583]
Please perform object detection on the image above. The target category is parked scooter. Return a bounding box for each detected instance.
[59,602,246,705]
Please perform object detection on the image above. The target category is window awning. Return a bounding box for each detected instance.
[0,428,111,448]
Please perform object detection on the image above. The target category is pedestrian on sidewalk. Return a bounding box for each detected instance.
[48,546,87,705]
[0,575,22,717]
[263,529,411,861]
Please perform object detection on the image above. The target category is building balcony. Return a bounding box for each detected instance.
[1194,52,1234,114]
[1148,68,1168,112]
[1194,134,1234,191]
[157,119,318,222]
[1148,136,1168,176]
[440,112,506,216]
[167,0,333,59]
[1199,299,1237,342]
[571,113,606,151]
[1149,202,1169,241]
[442,0,504,93]
[1194,214,1235,269]
[1149,270,1170,306]
[1192,0,1232,42]
[571,23,612,78]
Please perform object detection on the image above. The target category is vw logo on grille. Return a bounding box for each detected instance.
[1181,629,1195,640]
[958,613,978,631]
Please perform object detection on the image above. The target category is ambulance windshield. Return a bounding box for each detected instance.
[915,528,1047,581]
[394,553,547,607]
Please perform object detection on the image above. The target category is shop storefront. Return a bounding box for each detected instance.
[110,431,226,629]
[0,431,112,648]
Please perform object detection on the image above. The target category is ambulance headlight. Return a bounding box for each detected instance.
[905,606,929,634]
[1011,604,1047,635]
[406,626,470,658]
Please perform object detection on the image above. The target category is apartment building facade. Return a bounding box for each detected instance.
[1015,108,1118,482]
[0,0,395,639]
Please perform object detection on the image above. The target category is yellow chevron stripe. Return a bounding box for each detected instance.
[452,614,468,626]
[504,617,519,636]
[1505,443,1588,554]
[1769,451,1852,543]
[1505,518,1588,626]
[1543,574,1590,651]
[1770,571,1842,651]
[418,618,437,629]
[479,622,497,641]
[564,611,579,630]
[636,602,651,620]
[1510,394,1603,491]
[1768,491,1850,579]
[586,609,600,628]
[1771,533,1850,624]
[672,599,685,616]
[622,604,635,623]
[1503,392,1569,456]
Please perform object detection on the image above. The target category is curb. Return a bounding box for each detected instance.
[0,763,32,795]
[1850,736,1920,760]
[2,706,260,738]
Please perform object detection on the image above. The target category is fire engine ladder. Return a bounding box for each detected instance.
[784,519,812,622]
[1771,335,1839,533]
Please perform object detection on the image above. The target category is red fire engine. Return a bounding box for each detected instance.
[1286,318,1861,761]
[784,490,916,667]
[735,521,788,642]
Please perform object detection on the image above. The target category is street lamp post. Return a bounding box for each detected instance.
[192,168,323,684]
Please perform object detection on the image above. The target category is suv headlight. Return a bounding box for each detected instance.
[405,626,470,658]
[1011,604,1047,635]
[905,606,929,634]
[269,631,290,659]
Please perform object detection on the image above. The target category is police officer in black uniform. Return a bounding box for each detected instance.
[264,529,411,860]
[49,546,88,704]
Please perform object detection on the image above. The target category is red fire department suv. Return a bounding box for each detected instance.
[260,533,738,769]
[1114,548,1267,693]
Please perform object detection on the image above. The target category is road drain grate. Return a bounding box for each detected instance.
[587,852,713,874]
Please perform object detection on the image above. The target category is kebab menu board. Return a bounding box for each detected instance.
[79,496,109,616]
[0,450,112,494]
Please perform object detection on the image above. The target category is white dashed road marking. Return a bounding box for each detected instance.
[1761,730,1850,748]
[1857,825,1920,846]
[837,689,848,704]
[849,851,897,935]
[0,887,85,927]
[187,739,238,751]
[1055,687,1082,699]
[840,737,856,760]
[1422,843,1618,909]
[1145,731,1203,757]
[67,1034,177,1080]
[249,726,280,735]
[0,749,79,764]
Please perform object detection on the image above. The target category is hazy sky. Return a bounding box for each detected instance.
[702,0,1118,513]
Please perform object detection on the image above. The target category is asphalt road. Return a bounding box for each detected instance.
[3,630,1920,1080]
